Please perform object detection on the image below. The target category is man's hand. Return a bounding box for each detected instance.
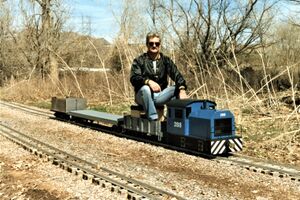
[148,80,161,92]
[179,89,188,99]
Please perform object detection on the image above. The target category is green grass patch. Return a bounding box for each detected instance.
[90,102,131,115]
[241,108,253,114]
[242,118,283,143]
[28,101,52,109]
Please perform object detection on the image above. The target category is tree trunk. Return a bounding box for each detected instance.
[39,0,58,81]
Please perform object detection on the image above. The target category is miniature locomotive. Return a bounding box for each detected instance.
[51,97,242,155]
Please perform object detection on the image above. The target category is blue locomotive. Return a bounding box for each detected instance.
[51,97,242,155]
[166,99,242,155]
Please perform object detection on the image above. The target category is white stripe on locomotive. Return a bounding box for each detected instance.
[219,145,226,154]
[211,140,226,155]
[229,138,243,152]
[214,140,226,154]
[211,141,218,153]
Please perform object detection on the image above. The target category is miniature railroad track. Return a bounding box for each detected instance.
[0,123,187,200]
[1,101,300,183]
[0,100,52,117]
[216,155,300,182]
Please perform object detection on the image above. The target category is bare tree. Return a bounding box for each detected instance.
[19,0,65,81]
[0,1,15,85]
[284,0,300,27]
[111,0,148,98]
[148,0,277,70]
[286,0,300,3]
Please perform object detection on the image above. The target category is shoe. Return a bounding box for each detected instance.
[148,117,158,121]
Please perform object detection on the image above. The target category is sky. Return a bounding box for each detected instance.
[5,0,122,42]
[5,0,300,43]
[65,0,300,42]
[67,0,122,42]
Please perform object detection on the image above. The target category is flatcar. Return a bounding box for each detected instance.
[51,97,242,155]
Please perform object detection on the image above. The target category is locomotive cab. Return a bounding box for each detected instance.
[166,99,242,155]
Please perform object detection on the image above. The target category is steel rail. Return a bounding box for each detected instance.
[0,123,187,200]
[216,154,300,181]
[8,101,53,115]
[0,101,52,117]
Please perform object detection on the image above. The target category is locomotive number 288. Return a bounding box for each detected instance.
[174,121,182,128]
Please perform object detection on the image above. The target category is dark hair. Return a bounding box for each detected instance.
[146,32,160,45]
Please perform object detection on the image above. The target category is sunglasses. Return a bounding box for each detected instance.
[148,42,160,47]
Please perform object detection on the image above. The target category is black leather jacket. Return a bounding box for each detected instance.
[130,53,187,93]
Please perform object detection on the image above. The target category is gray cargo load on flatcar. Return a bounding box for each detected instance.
[51,97,87,113]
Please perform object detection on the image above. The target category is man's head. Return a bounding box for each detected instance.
[146,32,161,54]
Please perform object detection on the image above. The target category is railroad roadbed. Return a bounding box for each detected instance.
[1,102,300,199]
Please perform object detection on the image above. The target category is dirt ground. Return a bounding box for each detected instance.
[0,138,69,200]
[0,134,122,200]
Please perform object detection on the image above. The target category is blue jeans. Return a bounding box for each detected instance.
[135,85,176,120]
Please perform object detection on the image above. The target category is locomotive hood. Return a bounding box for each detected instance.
[167,99,216,109]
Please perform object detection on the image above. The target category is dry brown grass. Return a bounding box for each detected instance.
[0,73,134,107]
[0,78,58,103]
[227,93,300,166]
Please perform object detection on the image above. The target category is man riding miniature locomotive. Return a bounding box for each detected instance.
[130,32,188,121]
[51,32,243,155]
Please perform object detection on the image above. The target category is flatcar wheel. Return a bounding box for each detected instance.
[54,112,70,120]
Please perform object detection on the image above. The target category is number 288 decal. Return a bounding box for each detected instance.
[174,121,182,128]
